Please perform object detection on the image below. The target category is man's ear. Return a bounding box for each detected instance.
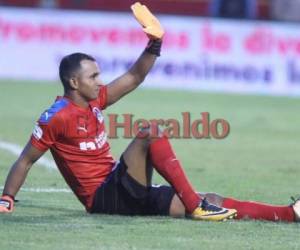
[69,77,78,90]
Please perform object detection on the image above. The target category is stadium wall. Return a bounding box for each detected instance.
[0,7,300,96]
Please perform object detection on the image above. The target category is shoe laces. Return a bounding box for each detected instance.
[200,198,223,212]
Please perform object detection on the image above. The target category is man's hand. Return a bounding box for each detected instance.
[131,2,164,40]
[0,195,14,213]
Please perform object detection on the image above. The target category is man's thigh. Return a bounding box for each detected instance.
[91,157,175,216]
[122,136,151,186]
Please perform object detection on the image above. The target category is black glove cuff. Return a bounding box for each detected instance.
[145,39,162,56]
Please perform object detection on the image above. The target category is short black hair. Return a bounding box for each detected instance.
[59,52,96,92]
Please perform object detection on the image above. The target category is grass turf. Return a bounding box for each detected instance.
[0,80,300,249]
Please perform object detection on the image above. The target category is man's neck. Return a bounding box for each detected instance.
[64,92,89,108]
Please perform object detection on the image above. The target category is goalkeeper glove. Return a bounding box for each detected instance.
[0,195,14,213]
[131,2,164,40]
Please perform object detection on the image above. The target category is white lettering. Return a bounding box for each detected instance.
[95,132,107,149]
[79,132,107,151]
[33,124,43,140]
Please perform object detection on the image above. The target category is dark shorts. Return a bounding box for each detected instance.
[90,156,175,216]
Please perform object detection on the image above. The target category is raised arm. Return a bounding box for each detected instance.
[0,142,44,213]
[106,43,159,106]
[106,2,164,106]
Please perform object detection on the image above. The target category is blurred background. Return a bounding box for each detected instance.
[1,0,300,96]
[0,3,300,249]
[1,4,300,245]
[2,0,300,21]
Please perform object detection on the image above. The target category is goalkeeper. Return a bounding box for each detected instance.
[0,3,299,222]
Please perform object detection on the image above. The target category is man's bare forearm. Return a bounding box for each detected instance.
[2,160,32,197]
[128,50,157,85]
[106,46,159,106]
[2,142,44,198]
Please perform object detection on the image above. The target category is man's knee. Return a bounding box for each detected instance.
[134,126,163,150]
[136,126,163,142]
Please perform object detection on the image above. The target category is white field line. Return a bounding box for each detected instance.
[0,140,56,170]
[0,186,71,193]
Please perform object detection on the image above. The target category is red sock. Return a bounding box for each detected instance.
[222,197,295,222]
[149,137,201,213]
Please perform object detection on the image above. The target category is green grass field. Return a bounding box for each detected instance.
[0,80,300,250]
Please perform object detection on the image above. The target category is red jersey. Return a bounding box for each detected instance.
[30,85,115,211]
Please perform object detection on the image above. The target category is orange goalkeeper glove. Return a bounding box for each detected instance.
[131,2,164,40]
[0,195,14,213]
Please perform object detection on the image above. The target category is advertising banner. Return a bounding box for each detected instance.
[1,7,300,96]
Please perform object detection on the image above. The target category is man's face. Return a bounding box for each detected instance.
[75,59,102,101]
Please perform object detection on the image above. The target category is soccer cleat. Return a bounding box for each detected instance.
[291,196,300,222]
[189,198,237,221]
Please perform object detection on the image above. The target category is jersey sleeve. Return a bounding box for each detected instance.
[30,114,63,152]
[97,85,108,110]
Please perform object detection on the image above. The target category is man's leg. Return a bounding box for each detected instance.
[122,128,200,213]
[123,128,236,220]
[123,129,296,222]
[221,195,295,222]
[168,193,225,217]
[122,131,153,187]
[168,192,297,222]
